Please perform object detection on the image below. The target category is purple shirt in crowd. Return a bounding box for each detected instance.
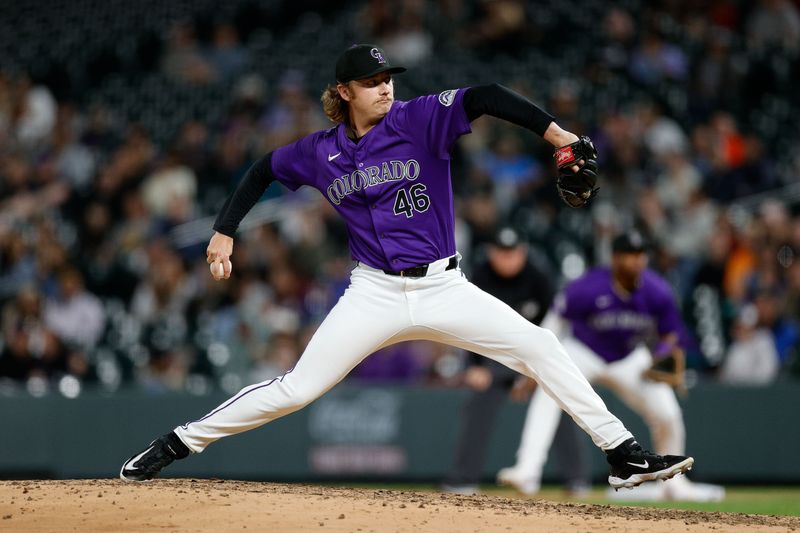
[271,89,472,270]
[555,267,684,363]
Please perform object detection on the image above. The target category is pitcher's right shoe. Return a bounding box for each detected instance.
[120,432,190,482]
[605,438,694,490]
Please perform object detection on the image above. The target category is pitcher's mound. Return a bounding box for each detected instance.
[1,479,796,532]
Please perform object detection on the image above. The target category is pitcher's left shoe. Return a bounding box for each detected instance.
[120,432,190,482]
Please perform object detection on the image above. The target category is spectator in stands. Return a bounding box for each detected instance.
[175,121,214,185]
[636,101,688,161]
[33,223,71,299]
[161,21,216,85]
[629,30,688,86]
[0,231,36,300]
[43,267,105,351]
[784,262,800,358]
[640,184,718,299]
[130,242,192,325]
[747,0,800,53]
[727,134,779,199]
[653,150,703,213]
[0,69,15,145]
[688,27,740,119]
[0,153,70,225]
[48,103,96,194]
[371,1,433,67]
[0,286,66,382]
[460,0,530,55]
[598,8,636,73]
[129,243,195,393]
[94,124,155,213]
[548,79,586,137]
[12,72,57,149]
[140,149,198,227]
[478,132,543,216]
[206,23,249,82]
[718,303,780,385]
[76,200,139,303]
[80,103,119,155]
[259,71,327,150]
[591,111,643,212]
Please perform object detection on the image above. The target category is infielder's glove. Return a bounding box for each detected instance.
[554,136,599,208]
[643,349,686,388]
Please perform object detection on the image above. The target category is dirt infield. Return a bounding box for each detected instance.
[1,480,798,532]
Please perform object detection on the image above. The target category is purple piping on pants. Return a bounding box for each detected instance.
[181,367,295,429]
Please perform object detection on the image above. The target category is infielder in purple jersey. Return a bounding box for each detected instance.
[499,231,724,501]
[120,44,694,490]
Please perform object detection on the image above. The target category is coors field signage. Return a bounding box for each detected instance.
[307,389,406,474]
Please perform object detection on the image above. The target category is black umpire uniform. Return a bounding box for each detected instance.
[443,227,588,492]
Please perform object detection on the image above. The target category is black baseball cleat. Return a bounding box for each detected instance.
[120,432,190,482]
[606,438,694,490]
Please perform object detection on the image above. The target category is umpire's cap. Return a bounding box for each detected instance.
[336,44,407,83]
[493,226,524,249]
[612,230,648,254]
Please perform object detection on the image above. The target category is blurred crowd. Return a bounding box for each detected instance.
[1,0,799,396]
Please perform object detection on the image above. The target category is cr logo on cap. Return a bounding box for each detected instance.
[370,47,386,64]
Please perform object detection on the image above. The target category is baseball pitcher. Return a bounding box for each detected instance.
[121,44,693,490]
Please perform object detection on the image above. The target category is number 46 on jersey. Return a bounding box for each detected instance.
[393,184,430,218]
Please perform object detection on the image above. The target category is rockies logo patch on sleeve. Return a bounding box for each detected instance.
[438,90,457,107]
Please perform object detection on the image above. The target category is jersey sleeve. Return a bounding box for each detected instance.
[270,133,320,191]
[397,88,472,159]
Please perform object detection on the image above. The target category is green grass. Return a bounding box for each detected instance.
[503,485,800,517]
[329,483,800,517]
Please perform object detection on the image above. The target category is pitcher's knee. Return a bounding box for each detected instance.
[283,381,323,410]
[538,328,572,358]
[518,328,570,364]
[241,375,322,415]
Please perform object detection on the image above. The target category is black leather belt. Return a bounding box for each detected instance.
[383,256,458,277]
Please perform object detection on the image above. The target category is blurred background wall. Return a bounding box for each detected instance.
[1,0,799,482]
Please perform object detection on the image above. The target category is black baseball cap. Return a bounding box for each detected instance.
[612,230,648,254]
[493,227,523,249]
[335,44,407,83]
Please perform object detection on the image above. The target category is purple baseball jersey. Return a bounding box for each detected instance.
[271,89,472,270]
[555,267,683,363]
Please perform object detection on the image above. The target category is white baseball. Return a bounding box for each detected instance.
[210,259,231,279]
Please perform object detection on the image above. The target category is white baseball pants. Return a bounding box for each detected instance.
[509,335,685,479]
[175,258,633,453]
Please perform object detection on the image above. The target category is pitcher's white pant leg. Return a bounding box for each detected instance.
[513,336,609,475]
[411,272,632,450]
[175,270,410,452]
[604,347,685,455]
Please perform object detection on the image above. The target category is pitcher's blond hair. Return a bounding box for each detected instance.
[321,84,349,125]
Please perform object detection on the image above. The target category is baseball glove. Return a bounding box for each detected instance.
[643,349,686,388]
[553,136,599,208]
